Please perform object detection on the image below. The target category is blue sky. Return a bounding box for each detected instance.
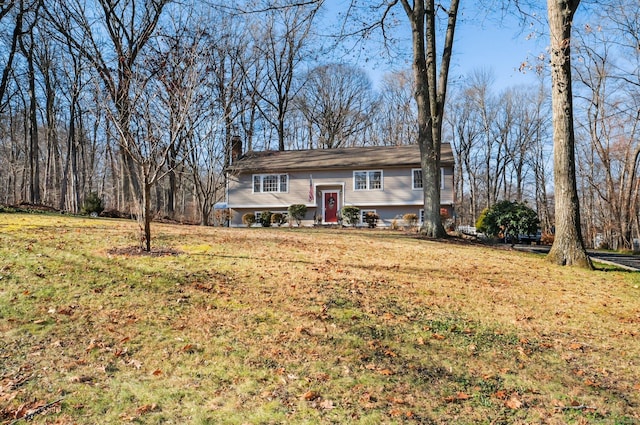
[320,1,546,91]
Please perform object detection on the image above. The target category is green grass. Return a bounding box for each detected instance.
[1,213,639,424]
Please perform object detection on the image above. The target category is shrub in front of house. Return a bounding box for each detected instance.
[242,213,256,227]
[258,211,272,227]
[364,211,379,228]
[476,200,539,244]
[271,212,287,227]
[341,206,360,227]
[215,209,232,226]
[403,213,418,230]
[288,204,307,226]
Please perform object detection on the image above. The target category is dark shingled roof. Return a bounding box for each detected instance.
[227,143,453,172]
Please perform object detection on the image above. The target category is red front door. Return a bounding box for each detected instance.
[324,192,339,223]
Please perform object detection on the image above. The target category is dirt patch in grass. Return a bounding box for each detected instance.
[106,246,182,257]
[1,214,639,424]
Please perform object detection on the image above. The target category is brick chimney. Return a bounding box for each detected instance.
[231,134,242,163]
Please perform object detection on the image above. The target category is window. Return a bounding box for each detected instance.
[354,170,383,190]
[412,169,423,189]
[252,174,288,193]
[411,168,445,189]
[360,209,377,223]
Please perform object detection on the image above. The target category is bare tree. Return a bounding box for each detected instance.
[448,75,550,227]
[447,86,484,225]
[400,0,460,237]
[204,13,251,169]
[296,63,376,149]
[374,69,417,146]
[0,0,39,112]
[248,0,320,151]
[44,0,171,214]
[545,0,591,267]
[574,3,640,251]
[16,0,42,204]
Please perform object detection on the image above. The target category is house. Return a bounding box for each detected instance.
[225,143,454,227]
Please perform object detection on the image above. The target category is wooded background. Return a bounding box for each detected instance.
[0,1,638,250]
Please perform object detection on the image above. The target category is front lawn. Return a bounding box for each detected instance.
[1,213,638,424]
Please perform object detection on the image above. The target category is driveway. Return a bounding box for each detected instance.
[513,245,640,271]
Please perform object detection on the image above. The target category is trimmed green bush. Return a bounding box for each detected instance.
[477,200,539,243]
[341,206,360,226]
[258,211,272,227]
[288,204,307,226]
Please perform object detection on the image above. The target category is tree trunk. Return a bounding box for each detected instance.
[402,0,458,238]
[143,178,152,252]
[26,42,41,204]
[546,0,592,268]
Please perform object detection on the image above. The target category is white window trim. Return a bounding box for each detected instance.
[353,170,383,191]
[412,168,422,190]
[360,209,377,224]
[252,210,288,224]
[252,174,289,193]
[411,168,445,190]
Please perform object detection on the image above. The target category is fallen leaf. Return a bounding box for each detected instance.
[135,404,157,415]
[432,333,446,340]
[303,391,320,401]
[378,368,394,376]
[494,390,508,399]
[57,306,74,315]
[389,408,403,416]
[444,392,471,403]
[319,399,335,409]
[505,395,523,409]
[152,369,163,376]
[128,359,142,369]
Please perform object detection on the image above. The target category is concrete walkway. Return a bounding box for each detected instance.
[513,245,640,271]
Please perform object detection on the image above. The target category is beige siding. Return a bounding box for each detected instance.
[227,166,454,227]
